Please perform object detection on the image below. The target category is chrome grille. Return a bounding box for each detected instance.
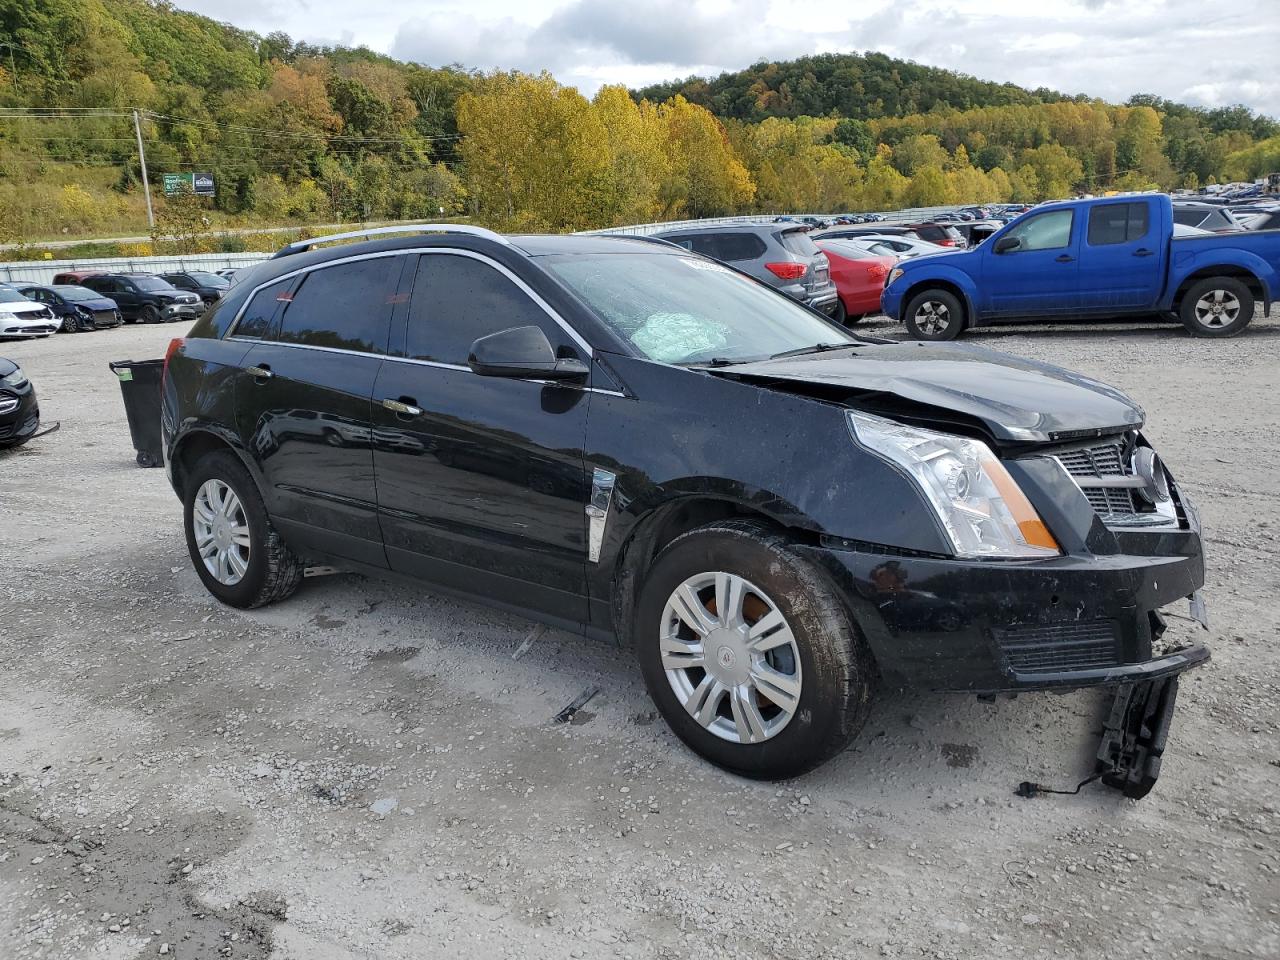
[1057,440,1139,520]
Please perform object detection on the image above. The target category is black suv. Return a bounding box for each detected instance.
[159,270,231,307]
[81,273,202,323]
[162,225,1208,792]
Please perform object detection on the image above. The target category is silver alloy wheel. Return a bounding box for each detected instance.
[1193,289,1241,329]
[660,572,803,744]
[914,300,951,335]
[192,479,251,586]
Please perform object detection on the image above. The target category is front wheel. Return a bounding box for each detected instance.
[183,450,303,608]
[904,289,966,340]
[60,313,79,333]
[1179,277,1254,338]
[635,520,875,780]
[141,304,161,324]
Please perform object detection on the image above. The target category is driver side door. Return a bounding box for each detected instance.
[981,209,1081,318]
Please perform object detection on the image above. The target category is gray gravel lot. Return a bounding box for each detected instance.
[2,312,1278,959]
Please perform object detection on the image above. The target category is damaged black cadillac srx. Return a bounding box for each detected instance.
[161,224,1209,797]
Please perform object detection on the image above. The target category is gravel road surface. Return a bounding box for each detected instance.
[2,312,1278,959]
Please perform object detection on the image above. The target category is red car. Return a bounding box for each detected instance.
[815,239,895,325]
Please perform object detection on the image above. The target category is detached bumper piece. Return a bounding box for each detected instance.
[1095,677,1181,799]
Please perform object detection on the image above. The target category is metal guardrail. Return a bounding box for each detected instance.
[0,251,271,285]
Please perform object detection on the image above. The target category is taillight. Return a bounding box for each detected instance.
[938,239,957,247]
[163,337,184,382]
[765,262,807,281]
[867,263,887,281]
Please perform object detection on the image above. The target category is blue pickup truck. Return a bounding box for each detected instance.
[880,194,1280,339]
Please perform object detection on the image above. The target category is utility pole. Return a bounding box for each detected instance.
[132,109,155,232]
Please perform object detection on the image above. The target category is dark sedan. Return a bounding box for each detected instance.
[17,284,123,333]
[0,357,38,448]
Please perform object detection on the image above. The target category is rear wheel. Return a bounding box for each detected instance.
[183,450,303,608]
[904,289,965,340]
[634,520,875,779]
[830,299,847,325]
[1179,277,1254,338]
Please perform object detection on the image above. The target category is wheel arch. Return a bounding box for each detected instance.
[608,495,818,645]
[170,427,268,504]
[899,276,975,328]
[1171,265,1268,315]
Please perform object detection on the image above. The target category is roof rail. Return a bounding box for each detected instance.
[272,223,510,258]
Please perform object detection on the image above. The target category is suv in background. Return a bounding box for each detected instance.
[160,271,232,308]
[651,224,839,315]
[1171,203,1242,233]
[162,223,1209,796]
[80,273,202,323]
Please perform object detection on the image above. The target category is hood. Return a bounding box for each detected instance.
[0,299,50,316]
[75,297,119,311]
[713,342,1143,442]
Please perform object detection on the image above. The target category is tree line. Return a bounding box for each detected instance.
[0,0,1277,244]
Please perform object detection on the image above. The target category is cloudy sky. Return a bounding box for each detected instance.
[179,0,1278,115]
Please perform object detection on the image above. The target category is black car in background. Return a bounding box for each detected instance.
[17,284,123,333]
[161,224,1208,794]
[80,273,202,323]
[0,357,38,448]
[160,270,231,307]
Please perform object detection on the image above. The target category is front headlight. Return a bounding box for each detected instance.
[1,365,27,388]
[887,268,903,286]
[848,411,1060,559]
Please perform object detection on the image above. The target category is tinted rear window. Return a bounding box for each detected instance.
[1172,207,1207,227]
[235,279,293,339]
[274,257,400,353]
[776,229,819,257]
[1087,203,1150,245]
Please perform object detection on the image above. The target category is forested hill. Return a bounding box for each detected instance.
[634,52,1070,122]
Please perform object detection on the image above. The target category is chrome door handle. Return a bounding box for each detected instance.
[245,365,274,380]
[381,398,423,417]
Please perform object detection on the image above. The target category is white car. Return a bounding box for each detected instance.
[0,284,58,338]
[835,234,955,260]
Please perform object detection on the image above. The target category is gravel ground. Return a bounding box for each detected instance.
[2,311,1278,960]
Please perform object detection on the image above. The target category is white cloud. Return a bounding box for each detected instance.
[171,0,1278,115]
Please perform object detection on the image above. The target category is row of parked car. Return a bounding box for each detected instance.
[0,268,238,338]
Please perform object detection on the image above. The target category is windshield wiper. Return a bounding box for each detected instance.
[767,342,852,360]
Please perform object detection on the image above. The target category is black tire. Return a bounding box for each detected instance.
[634,519,875,780]
[845,313,865,326]
[141,304,161,324]
[830,298,847,325]
[60,313,79,334]
[904,288,965,341]
[1178,277,1254,338]
[183,450,303,609]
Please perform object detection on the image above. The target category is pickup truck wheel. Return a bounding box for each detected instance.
[904,289,965,340]
[183,450,303,609]
[634,519,875,780]
[1180,278,1254,338]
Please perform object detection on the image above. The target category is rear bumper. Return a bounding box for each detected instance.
[801,528,1209,694]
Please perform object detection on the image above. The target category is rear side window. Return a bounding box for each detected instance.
[691,232,767,262]
[776,229,819,257]
[235,279,293,339]
[406,254,558,365]
[1172,207,1206,227]
[274,257,400,353]
[1087,203,1150,245]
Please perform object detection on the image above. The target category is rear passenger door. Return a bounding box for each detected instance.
[1077,201,1162,312]
[370,251,592,623]
[233,254,407,568]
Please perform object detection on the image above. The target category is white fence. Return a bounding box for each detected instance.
[0,251,271,285]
